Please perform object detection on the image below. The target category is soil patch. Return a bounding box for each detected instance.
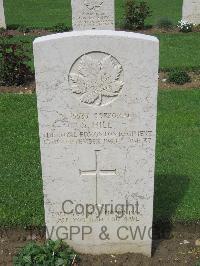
[1,25,200,38]
[0,81,35,94]
[159,72,200,90]
[138,26,200,35]
[1,225,200,266]
[0,29,52,37]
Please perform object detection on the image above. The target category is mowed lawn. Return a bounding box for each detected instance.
[157,33,200,71]
[0,90,200,227]
[4,0,183,28]
[2,32,200,71]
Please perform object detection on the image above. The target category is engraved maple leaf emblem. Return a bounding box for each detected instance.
[69,54,124,106]
[84,0,103,10]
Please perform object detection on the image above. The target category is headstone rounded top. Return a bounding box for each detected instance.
[34,30,159,45]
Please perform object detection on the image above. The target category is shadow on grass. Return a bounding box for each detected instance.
[152,174,190,255]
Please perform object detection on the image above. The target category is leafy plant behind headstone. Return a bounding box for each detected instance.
[168,70,191,85]
[124,0,151,30]
[51,23,72,33]
[0,35,33,86]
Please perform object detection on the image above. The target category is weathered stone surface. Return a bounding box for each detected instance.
[182,0,200,24]
[0,0,6,29]
[71,0,115,30]
[34,30,159,256]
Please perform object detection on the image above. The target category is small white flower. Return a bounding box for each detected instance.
[177,20,192,32]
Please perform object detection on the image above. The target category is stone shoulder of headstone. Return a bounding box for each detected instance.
[71,0,115,30]
[182,0,200,25]
[34,30,159,257]
[0,0,6,29]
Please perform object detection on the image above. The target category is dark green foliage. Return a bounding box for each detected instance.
[124,0,151,30]
[13,240,79,266]
[7,24,20,30]
[17,25,31,33]
[168,70,191,85]
[51,23,71,33]
[157,17,173,29]
[0,27,6,33]
[7,24,32,33]
[7,23,71,32]
[0,35,33,86]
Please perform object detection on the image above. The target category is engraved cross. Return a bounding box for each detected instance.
[79,150,117,204]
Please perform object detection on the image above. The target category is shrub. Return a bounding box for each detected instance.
[51,23,71,33]
[124,0,151,30]
[177,20,193,32]
[0,27,6,33]
[157,17,173,29]
[0,36,33,86]
[17,25,31,33]
[7,25,33,32]
[13,240,79,266]
[168,70,191,85]
[7,24,20,30]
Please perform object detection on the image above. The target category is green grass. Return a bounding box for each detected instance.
[147,0,182,25]
[157,33,200,71]
[0,90,200,226]
[0,94,43,227]
[155,89,200,221]
[116,0,183,26]
[1,33,200,72]
[4,0,72,29]
[4,0,182,29]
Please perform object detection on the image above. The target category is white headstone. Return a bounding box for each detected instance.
[34,30,159,257]
[182,0,200,24]
[71,0,115,30]
[0,0,6,29]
